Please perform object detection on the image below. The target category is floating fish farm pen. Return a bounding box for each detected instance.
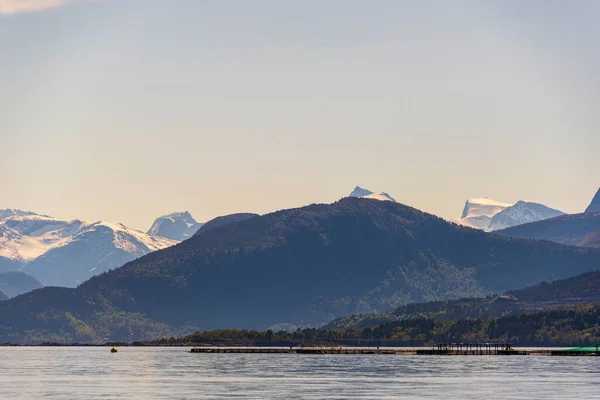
[551,345,600,356]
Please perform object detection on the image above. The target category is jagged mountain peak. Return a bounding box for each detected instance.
[585,188,600,214]
[348,186,374,198]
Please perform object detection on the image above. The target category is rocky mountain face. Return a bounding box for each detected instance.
[147,211,203,241]
[0,212,176,288]
[1,197,599,343]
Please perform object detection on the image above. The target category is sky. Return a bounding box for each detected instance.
[0,0,599,231]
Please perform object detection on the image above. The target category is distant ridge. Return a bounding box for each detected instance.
[0,271,43,298]
[586,188,600,214]
[497,212,600,247]
[194,213,259,236]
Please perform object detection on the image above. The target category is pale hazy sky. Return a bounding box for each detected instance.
[1,0,598,230]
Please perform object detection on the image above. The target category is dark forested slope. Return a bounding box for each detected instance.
[327,270,600,329]
[497,212,600,247]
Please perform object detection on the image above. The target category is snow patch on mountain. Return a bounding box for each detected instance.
[348,186,396,202]
[147,211,203,241]
[453,198,511,230]
[488,201,565,231]
[454,198,567,231]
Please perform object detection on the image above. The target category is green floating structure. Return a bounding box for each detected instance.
[552,345,600,356]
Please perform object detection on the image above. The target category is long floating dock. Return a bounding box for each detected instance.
[189,345,559,356]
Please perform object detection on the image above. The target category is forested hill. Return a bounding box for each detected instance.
[2,197,600,343]
[327,270,600,329]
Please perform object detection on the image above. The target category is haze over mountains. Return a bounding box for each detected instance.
[0,272,42,299]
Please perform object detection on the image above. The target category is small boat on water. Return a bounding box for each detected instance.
[111,348,118,353]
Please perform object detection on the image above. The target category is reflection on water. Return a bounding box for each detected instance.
[1,347,600,399]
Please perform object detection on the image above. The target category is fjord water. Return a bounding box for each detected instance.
[1,347,600,399]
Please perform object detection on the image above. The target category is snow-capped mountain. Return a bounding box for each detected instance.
[488,201,565,231]
[454,198,511,230]
[147,211,203,241]
[585,188,600,214]
[348,186,396,202]
[454,198,566,231]
[0,213,176,288]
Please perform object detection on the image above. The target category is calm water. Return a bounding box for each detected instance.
[1,347,600,399]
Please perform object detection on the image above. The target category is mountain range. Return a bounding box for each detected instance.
[1,197,599,343]
[0,212,177,287]
[454,198,565,231]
